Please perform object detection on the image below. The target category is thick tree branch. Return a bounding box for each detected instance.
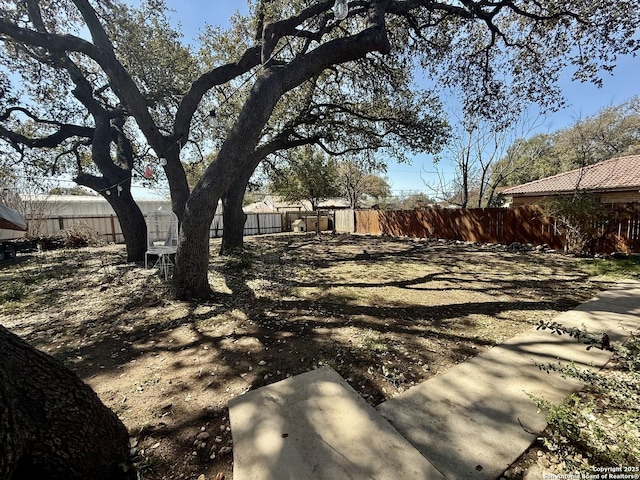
[172,45,262,145]
[0,121,93,149]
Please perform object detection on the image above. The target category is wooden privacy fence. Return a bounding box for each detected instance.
[27,205,640,253]
[350,204,640,253]
[334,209,356,233]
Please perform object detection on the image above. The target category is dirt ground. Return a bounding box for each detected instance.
[0,233,620,479]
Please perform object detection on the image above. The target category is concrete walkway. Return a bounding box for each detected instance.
[229,367,444,479]
[229,281,640,479]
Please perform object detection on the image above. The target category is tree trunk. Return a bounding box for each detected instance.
[220,181,248,254]
[76,174,147,263]
[102,189,147,262]
[173,71,283,299]
[315,208,321,235]
[162,148,191,223]
[220,154,267,254]
[74,115,148,263]
[172,187,218,299]
[171,24,391,299]
[0,326,133,480]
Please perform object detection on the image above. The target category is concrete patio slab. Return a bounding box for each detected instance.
[378,282,640,480]
[229,366,445,480]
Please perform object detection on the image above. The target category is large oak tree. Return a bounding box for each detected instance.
[0,1,198,261]
[1,0,638,298]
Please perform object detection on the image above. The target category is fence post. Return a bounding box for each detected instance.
[58,216,64,231]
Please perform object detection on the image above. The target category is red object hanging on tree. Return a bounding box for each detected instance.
[144,164,153,179]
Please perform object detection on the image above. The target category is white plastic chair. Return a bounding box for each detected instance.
[145,207,179,279]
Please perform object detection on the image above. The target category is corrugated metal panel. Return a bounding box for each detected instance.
[22,195,174,217]
[209,213,283,238]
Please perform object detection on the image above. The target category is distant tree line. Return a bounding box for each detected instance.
[426,96,640,208]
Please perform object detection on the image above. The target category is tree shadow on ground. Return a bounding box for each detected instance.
[0,234,616,480]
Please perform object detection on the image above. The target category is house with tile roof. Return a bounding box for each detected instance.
[502,155,640,206]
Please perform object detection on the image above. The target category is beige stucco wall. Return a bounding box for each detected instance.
[600,191,640,204]
[511,190,640,206]
[511,195,547,206]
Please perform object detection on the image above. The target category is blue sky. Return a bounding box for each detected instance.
[158,1,640,195]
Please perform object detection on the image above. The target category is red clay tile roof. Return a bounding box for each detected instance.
[502,155,640,196]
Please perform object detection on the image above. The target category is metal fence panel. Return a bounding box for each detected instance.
[208,213,283,238]
[28,212,284,243]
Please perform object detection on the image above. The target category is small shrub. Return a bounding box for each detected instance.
[223,248,254,271]
[543,194,607,255]
[531,322,640,472]
[36,221,106,251]
[0,281,29,303]
[532,393,639,471]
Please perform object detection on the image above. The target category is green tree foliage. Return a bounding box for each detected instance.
[491,133,557,187]
[337,159,389,209]
[402,192,434,210]
[0,1,180,261]
[494,97,640,187]
[268,146,341,211]
[108,1,199,111]
[361,174,391,205]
